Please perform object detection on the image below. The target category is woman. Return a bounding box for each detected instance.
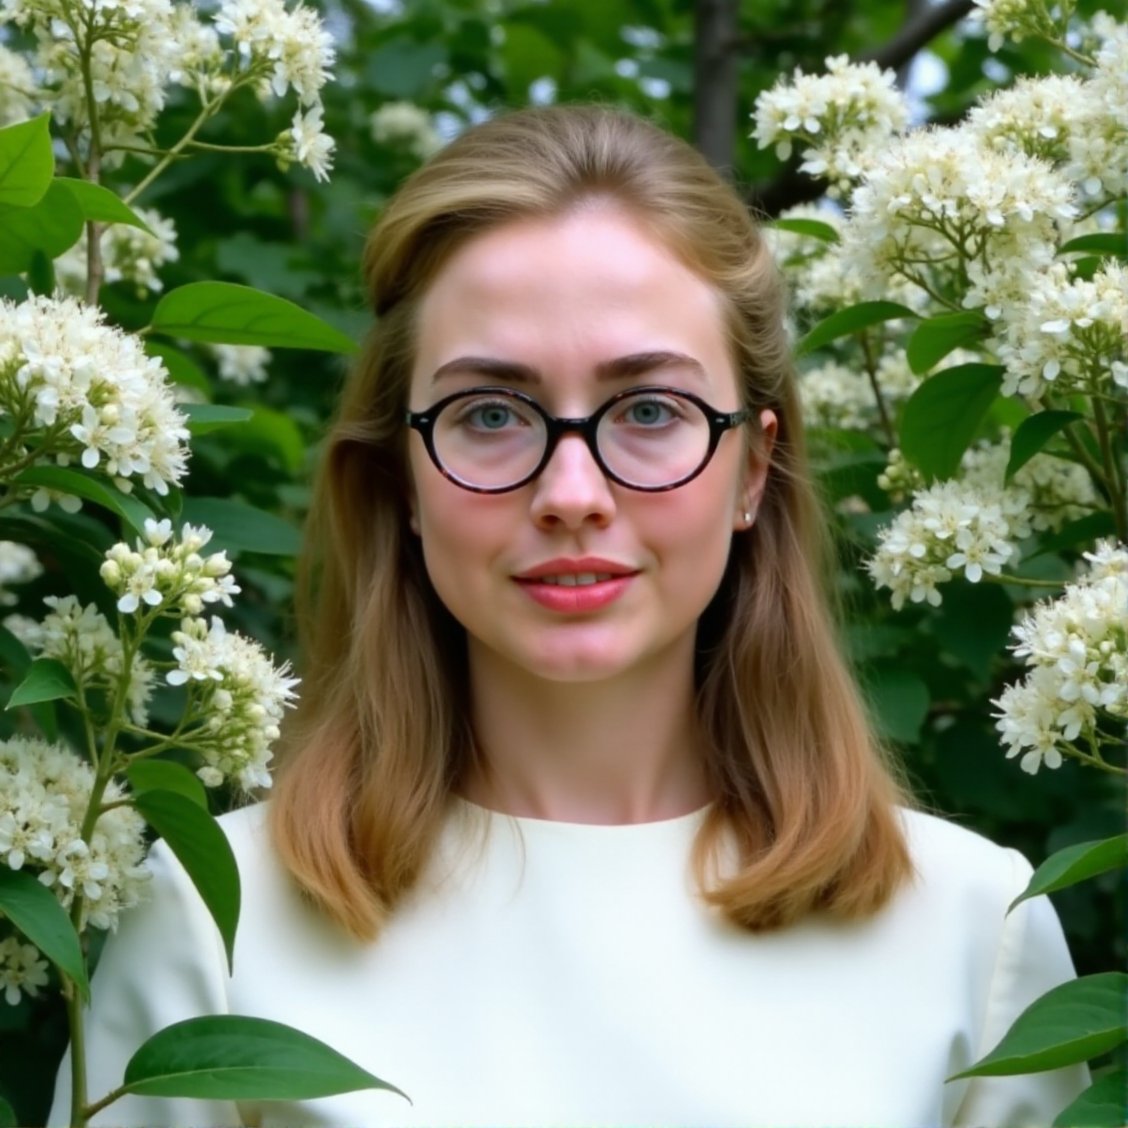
[52,105,1086,1127]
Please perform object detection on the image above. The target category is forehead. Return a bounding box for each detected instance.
[410,205,735,399]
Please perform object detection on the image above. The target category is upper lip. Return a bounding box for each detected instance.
[514,557,638,580]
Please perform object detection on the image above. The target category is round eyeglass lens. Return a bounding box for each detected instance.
[596,389,711,487]
[433,392,547,488]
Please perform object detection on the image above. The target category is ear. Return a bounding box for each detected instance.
[735,408,778,531]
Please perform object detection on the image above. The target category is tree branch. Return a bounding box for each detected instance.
[857,0,974,71]
[693,0,741,174]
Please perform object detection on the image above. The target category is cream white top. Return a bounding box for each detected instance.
[51,801,1087,1128]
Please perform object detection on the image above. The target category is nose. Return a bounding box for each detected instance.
[528,431,616,530]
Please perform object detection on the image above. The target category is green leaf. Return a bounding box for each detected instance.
[26,249,55,296]
[5,657,76,709]
[54,178,153,232]
[1058,233,1127,257]
[1009,835,1128,912]
[365,39,446,98]
[132,790,240,971]
[125,760,208,809]
[182,404,254,434]
[11,466,153,535]
[797,301,917,356]
[899,363,1005,481]
[0,180,85,275]
[906,311,988,375]
[150,282,357,353]
[121,1015,408,1102]
[865,666,930,745]
[1005,411,1084,482]
[0,1095,15,1128]
[503,23,564,94]
[0,624,31,677]
[1026,511,1117,559]
[145,341,212,395]
[0,868,89,1000]
[179,496,301,556]
[767,218,840,244]
[222,404,305,475]
[930,580,1014,682]
[0,114,53,208]
[1053,1069,1128,1127]
[950,973,1128,1078]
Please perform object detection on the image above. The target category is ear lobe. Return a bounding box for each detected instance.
[740,408,778,520]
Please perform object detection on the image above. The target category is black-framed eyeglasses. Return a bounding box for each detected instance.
[405,385,752,493]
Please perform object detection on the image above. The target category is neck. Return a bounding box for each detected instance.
[459,642,711,825]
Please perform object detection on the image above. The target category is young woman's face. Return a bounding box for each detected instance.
[406,204,776,686]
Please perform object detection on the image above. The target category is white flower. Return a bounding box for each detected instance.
[0,737,149,930]
[798,351,920,434]
[0,43,37,126]
[101,520,240,618]
[0,295,189,497]
[752,56,909,194]
[0,541,41,606]
[991,261,1128,400]
[369,101,443,160]
[26,595,154,725]
[970,0,1061,53]
[166,616,298,791]
[208,344,271,386]
[284,104,335,182]
[214,0,335,106]
[0,935,50,1005]
[993,541,1128,772]
[839,126,1076,311]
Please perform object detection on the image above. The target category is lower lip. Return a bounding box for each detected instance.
[516,575,634,612]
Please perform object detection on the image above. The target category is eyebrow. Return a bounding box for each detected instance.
[429,351,708,385]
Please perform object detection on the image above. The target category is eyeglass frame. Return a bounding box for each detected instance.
[405,384,754,494]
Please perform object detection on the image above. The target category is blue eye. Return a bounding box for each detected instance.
[470,404,516,430]
[618,397,681,427]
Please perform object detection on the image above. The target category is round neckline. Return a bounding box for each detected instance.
[451,793,711,832]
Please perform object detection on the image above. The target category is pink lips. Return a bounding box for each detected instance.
[513,557,638,613]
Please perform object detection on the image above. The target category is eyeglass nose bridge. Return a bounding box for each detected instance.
[533,412,612,481]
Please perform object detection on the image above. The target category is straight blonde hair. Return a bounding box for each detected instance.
[270,105,913,939]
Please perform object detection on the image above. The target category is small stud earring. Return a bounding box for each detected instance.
[743,510,752,526]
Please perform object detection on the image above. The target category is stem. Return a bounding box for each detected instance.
[82,1085,128,1121]
[65,980,88,1128]
[75,6,105,306]
[981,573,1068,589]
[1091,396,1128,542]
[1065,745,1127,775]
[1062,422,1111,495]
[185,141,276,154]
[858,328,896,446]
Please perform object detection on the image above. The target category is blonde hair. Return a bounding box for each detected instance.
[270,104,913,939]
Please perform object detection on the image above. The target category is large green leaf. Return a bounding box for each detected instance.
[950,973,1128,1078]
[796,301,917,356]
[0,114,53,208]
[54,178,153,232]
[125,759,208,809]
[1058,233,1127,257]
[181,404,254,434]
[1004,411,1083,482]
[178,496,301,556]
[5,657,76,710]
[1009,835,1128,912]
[767,218,840,244]
[0,181,84,275]
[132,790,240,971]
[149,282,357,353]
[120,1015,408,1102]
[899,363,1005,481]
[12,466,153,535]
[221,404,305,474]
[0,868,88,1000]
[1053,1069,1128,1127]
[906,311,987,375]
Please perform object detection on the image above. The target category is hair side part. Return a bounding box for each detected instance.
[270,104,914,941]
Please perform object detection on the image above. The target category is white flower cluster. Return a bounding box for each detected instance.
[55,205,179,298]
[0,42,36,126]
[209,343,272,386]
[799,351,920,432]
[22,594,155,725]
[0,934,49,1006]
[0,736,149,936]
[991,261,1128,399]
[993,540,1128,773]
[0,540,41,606]
[0,295,189,503]
[2,0,336,181]
[970,0,1060,52]
[167,615,298,790]
[840,126,1077,310]
[370,101,443,161]
[100,519,239,617]
[753,55,909,193]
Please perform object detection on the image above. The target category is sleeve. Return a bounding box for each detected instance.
[952,848,1091,1128]
[47,840,248,1128]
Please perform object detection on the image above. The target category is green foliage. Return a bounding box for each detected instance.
[0,871,89,1001]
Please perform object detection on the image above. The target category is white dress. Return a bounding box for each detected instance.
[50,801,1088,1128]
